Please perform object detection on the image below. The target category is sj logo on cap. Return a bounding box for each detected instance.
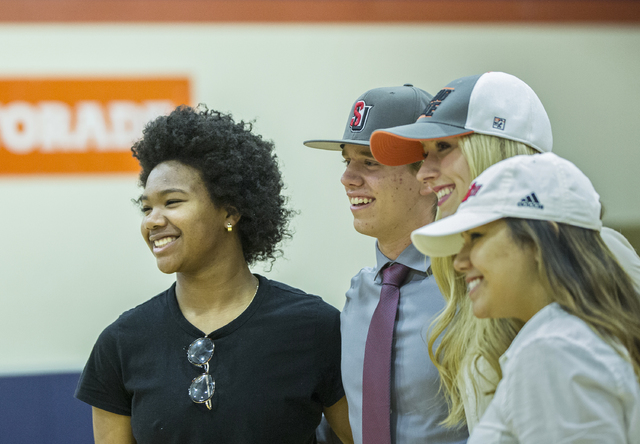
[350,100,373,133]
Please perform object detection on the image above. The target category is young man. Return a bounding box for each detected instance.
[305,86,468,444]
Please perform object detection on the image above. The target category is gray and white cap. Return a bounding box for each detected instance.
[370,72,553,166]
[303,84,432,151]
[411,153,602,258]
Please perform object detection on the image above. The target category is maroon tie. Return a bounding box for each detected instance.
[362,262,411,444]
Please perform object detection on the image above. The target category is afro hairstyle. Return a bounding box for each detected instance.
[132,105,293,265]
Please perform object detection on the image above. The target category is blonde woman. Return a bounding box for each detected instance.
[410,153,640,442]
[369,72,640,430]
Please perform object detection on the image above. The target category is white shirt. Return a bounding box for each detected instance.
[469,303,640,444]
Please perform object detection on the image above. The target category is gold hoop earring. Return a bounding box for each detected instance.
[226,222,233,232]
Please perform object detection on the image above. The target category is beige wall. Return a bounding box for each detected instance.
[0,23,638,375]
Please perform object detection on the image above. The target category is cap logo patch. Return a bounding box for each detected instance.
[419,87,454,119]
[461,182,482,203]
[493,117,506,130]
[517,192,544,209]
[350,100,373,132]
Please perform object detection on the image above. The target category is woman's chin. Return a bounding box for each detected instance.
[438,199,461,219]
[155,259,179,275]
[471,302,490,319]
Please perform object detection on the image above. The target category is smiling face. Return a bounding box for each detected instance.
[140,161,233,275]
[453,219,548,323]
[340,144,436,252]
[416,137,472,219]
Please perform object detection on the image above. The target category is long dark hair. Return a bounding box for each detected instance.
[506,218,640,379]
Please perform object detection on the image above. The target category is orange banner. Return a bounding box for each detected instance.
[0,78,190,174]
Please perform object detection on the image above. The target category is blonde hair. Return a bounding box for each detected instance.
[427,133,537,427]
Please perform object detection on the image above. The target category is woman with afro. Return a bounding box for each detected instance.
[76,106,352,444]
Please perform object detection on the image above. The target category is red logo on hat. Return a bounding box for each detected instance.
[350,100,373,132]
[462,182,482,202]
[418,87,454,119]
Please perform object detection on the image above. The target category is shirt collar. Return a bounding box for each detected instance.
[374,241,432,281]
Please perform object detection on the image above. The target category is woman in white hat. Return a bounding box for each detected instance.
[413,152,640,442]
[369,72,640,430]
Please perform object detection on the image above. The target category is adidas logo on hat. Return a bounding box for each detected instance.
[517,193,544,209]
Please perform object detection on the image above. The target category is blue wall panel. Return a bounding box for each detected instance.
[0,373,93,443]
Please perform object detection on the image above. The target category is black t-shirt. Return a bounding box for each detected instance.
[75,275,344,443]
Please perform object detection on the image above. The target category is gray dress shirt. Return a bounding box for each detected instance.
[341,242,468,444]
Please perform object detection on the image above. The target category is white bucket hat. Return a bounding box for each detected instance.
[411,153,602,258]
